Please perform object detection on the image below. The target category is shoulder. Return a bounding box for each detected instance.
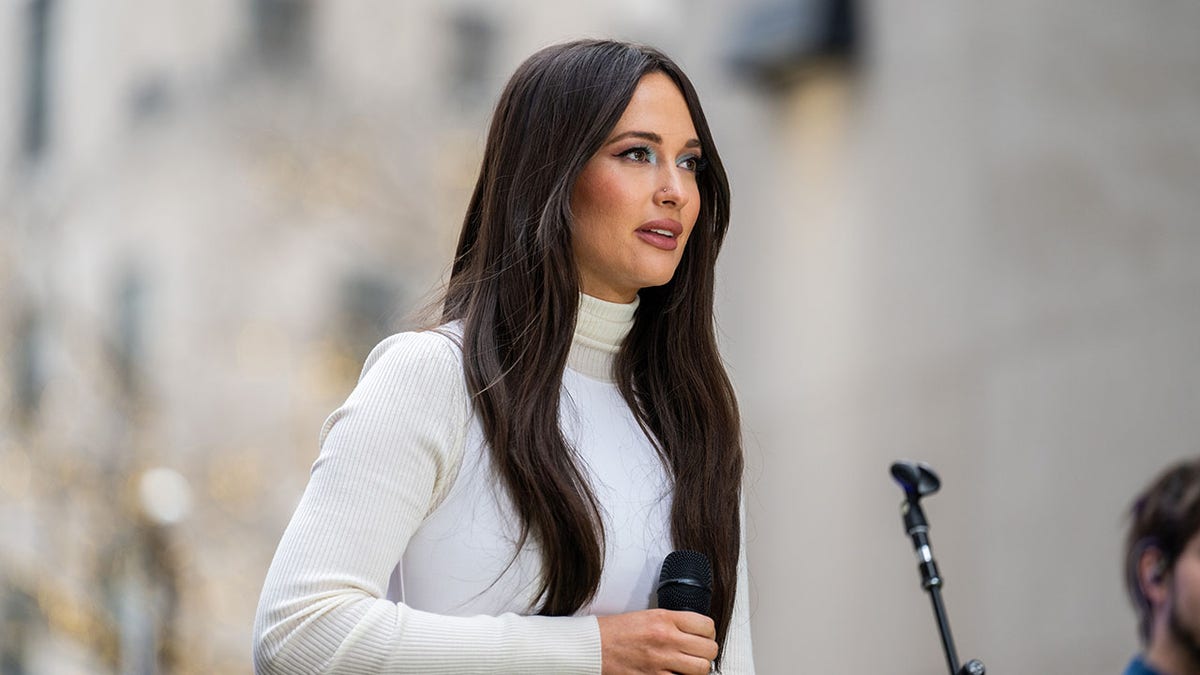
[318,323,471,452]
[321,324,470,441]
[1121,656,1164,675]
[357,323,465,387]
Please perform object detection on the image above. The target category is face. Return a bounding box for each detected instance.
[1146,536,1200,672]
[1167,538,1200,668]
[570,71,703,303]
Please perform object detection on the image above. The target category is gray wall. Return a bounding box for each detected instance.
[718,2,1200,672]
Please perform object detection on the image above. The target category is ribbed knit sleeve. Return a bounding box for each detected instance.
[252,331,602,674]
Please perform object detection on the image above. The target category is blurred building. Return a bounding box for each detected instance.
[0,1,528,672]
[0,1,745,672]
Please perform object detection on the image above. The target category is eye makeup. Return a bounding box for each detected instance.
[614,145,706,172]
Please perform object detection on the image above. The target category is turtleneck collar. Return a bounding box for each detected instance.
[568,293,638,382]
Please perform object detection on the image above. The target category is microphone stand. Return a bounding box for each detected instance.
[889,461,985,675]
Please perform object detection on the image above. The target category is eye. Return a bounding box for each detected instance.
[618,146,653,163]
[678,154,708,173]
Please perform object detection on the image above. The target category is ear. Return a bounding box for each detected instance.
[1138,546,1171,607]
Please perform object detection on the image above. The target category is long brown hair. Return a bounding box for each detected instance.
[440,39,743,654]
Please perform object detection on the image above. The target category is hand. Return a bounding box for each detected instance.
[597,608,718,675]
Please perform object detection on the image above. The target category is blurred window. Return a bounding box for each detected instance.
[252,0,312,73]
[728,0,859,88]
[446,11,497,106]
[114,265,147,398]
[11,306,45,429]
[21,0,53,162]
[339,271,399,364]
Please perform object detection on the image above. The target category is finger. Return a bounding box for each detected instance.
[660,651,715,675]
[676,633,719,662]
[668,611,716,639]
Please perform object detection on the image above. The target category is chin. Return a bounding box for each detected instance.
[638,275,677,291]
[640,264,683,288]
[634,268,668,284]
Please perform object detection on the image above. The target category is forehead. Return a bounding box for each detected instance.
[610,72,698,139]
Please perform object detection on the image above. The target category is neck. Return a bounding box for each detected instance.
[1147,612,1200,675]
[567,292,638,382]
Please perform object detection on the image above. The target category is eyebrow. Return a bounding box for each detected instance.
[604,130,702,149]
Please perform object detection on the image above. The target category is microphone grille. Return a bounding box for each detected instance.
[657,550,712,616]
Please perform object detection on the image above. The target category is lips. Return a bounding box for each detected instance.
[636,219,683,251]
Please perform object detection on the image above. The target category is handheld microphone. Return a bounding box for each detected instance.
[656,550,712,615]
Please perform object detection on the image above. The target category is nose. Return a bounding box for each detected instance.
[654,169,689,210]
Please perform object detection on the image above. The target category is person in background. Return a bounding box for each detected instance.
[253,39,755,674]
[1124,458,1200,675]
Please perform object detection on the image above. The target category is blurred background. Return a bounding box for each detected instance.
[2,0,1199,673]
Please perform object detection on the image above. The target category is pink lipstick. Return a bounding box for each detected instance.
[636,219,683,251]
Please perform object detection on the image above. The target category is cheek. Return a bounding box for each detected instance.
[1172,563,1200,614]
[681,184,702,237]
[576,170,639,220]
[571,172,622,258]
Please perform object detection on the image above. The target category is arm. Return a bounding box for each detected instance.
[252,331,601,674]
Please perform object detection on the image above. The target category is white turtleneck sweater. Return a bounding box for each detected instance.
[253,294,755,674]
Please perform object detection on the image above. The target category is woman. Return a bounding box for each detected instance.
[254,39,754,674]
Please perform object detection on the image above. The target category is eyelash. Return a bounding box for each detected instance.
[617,146,708,173]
